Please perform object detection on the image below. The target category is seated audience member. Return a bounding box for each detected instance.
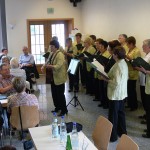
[0,63,15,96]
[126,36,141,111]
[7,77,39,114]
[0,56,10,64]
[10,57,26,80]
[0,48,11,60]
[0,145,16,150]
[19,46,37,89]
[104,46,128,142]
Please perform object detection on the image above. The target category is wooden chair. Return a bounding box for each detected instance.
[116,134,139,150]
[92,116,113,150]
[10,105,39,144]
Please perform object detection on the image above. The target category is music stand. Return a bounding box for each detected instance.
[67,59,84,111]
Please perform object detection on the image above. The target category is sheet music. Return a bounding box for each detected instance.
[91,60,109,79]
[67,59,80,75]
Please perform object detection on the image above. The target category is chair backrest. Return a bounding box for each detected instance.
[92,116,113,150]
[116,134,139,150]
[10,105,39,130]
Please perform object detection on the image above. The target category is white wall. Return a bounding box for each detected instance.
[81,0,150,49]
[5,0,83,58]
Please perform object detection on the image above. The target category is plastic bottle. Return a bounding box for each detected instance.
[71,122,79,150]
[52,112,59,138]
[60,116,67,145]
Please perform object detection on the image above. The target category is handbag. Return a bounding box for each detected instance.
[23,139,33,150]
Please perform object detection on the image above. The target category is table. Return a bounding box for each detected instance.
[0,99,8,108]
[29,125,98,150]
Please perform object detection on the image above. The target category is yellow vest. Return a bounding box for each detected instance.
[123,44,129,55]
[84,46,96,72]
[98,50,111,80]
[127,47,141,80]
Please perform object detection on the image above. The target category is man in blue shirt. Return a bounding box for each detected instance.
[19,46,36,90]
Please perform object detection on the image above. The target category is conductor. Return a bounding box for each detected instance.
[41,40,68,116]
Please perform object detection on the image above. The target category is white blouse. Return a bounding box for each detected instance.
[107,59,128,100]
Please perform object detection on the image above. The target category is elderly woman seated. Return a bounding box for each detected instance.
[0,56,10,64]
[10,57,26,80]
[7,77,39,114]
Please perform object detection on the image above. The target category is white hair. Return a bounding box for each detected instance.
[10,57,19,68]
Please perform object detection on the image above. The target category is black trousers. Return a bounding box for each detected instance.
[140,86,146,111]
[80,62,86,86]
[127,80,138,109]
[51,82,68,113]
[86,69,94,95]
[145,94,150,135]
[108,100,127,141]
[93,78,99,100]
[99,80,108,108]
[21,66,34,88]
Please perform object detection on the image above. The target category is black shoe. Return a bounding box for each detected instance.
[130,108,137,111]
[110,138,117,142]
[142,134,150,138]
[51,109,60,113]
[98,104,103,107]
[85,92,90,95]
[141,120,147,124]
[138,115,145,119]
[74,89,79,93]
[57,111,68,117]
[68,89,73,92]
[93,99,99,101]
[103,106,108,109]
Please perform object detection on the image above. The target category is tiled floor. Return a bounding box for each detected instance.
[2,75,150,150]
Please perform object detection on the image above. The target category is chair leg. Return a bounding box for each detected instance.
[0,128,4,147]
[10,129,12,145]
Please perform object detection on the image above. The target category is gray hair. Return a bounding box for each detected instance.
[1,56,10,64]
[12,77,26,93]
[10,57,19,69]
[143,39,150,47]
[0,63,9,71]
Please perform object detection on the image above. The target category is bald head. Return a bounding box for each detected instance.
[22,46,29,55]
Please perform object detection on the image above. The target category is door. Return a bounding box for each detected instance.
[27,19,74,74]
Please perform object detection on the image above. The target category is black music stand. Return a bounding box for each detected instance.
[67,59,84,111]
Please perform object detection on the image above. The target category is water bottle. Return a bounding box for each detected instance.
[60,116,67,145]
[52,112,59,138]
[71,122,79,150]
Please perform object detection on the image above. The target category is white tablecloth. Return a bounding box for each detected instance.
[29,125,97,150]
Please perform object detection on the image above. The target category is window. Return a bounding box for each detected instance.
[30,25,45,64]
[51,24,65,48]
